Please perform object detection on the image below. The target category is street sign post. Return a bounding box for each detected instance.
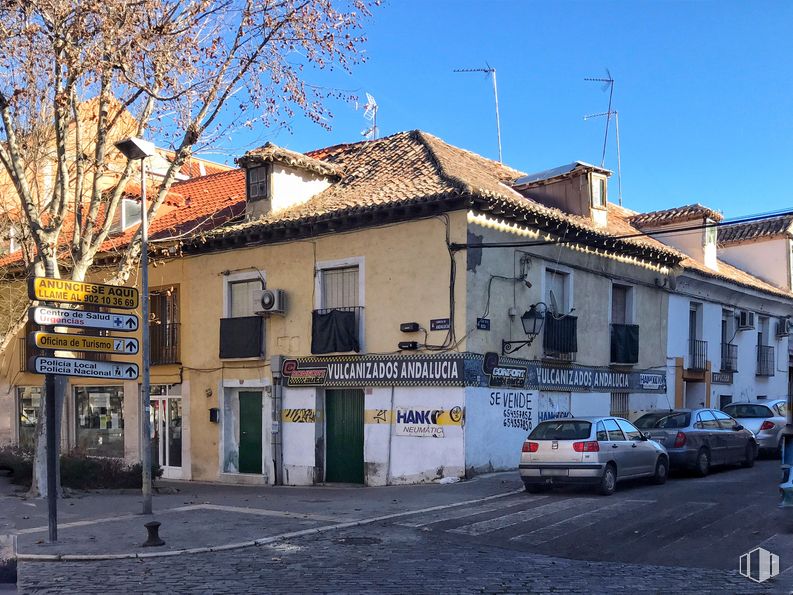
[30,332,139,355]
[30,357,139,380]
[28,278,139,310]
[30,307,139,332]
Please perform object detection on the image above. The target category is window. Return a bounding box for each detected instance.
[17,387,41,451]
[545,268,570,314]
[150,287,180,365]
[775,403,787,417]
[616,419,642,441]
[713,410,737,430]
[321,266,360,309]
[228,278,263,318]
[696,410,720,430]
[313,260,364,354]
[610,393,630,418]
[75,386,125,457]
[723,404,771,418]
[611,285,631,325]
[528,420,591,440]
[719,395,732,409]
[603,418,625,441]
[705,222,717,246]
[596,421,608,441]
[757,317,770,347]
[247,165,269,201]
[591,174,607,208]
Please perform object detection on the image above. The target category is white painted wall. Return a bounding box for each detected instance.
[246,163,332,220]
[720,238,791,291]
[281,386,317,485]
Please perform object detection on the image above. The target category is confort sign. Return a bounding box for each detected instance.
[28,277,139,310]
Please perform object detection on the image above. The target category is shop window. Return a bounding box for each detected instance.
[17,387,42,451]
[75,386,125,457]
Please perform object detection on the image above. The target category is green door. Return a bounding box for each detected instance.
[238,391,262,474]
[325,389,364,483]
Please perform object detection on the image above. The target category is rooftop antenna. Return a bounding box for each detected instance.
[454,64,502,163]
[358,92,378,140]
[584,69,614,167]
[584,109,623,206]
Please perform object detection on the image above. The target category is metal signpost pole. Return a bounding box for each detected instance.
[42,261,58,543]
[140,158,152,515]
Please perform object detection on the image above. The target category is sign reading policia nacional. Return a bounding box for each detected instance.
[30,356,139,380]
[28,277,139,310]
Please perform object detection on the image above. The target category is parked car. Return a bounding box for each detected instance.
[722,400,787,457]
[519,416,669,496]
[634,408,757,476]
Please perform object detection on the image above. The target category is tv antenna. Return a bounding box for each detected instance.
[454,64,503,162]
[358,92,378,140]
[584,69,615,167]
[584,109,623,206]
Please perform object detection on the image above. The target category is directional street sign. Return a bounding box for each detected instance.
[30,356,139,380]
[30,307,139,332]
[30,332,139,355]
[28,277,139,310]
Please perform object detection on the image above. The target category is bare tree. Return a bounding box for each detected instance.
[0,0,377,495]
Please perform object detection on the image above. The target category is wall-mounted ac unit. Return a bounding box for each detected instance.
[737,310,755,330]
[776,317,792,337]
[253,289,287,315]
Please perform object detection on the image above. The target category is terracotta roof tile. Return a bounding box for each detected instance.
[239,142,342,177]
[718,214,793,245]
[629,203,723,227]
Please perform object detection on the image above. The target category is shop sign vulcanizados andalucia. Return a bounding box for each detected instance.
[28,277,139,310]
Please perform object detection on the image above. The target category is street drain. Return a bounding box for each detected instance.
[333,537,382,546]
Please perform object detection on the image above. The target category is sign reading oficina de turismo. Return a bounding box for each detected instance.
[30,307,139,332]
[28,277,139,310]
[30,332,139,355]
[30,356,139,380]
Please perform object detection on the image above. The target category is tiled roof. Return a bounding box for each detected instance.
[196,130,679,265]
[718,214,793,245]
[513,161,611,187]
[629,203,724,227]
[609,205,793,299]
[238,142,342,177]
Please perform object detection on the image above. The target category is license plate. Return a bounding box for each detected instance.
[540,468,569,476]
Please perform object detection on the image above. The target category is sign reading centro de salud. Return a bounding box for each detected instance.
[30,332,139,355]
[30,307,139,332]
[28,277,139,310]
[30,356,139,380]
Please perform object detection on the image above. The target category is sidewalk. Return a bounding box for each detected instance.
[1,472,524,559]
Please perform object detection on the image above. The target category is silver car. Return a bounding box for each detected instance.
[519,417,669,496]
[722,400,787,457]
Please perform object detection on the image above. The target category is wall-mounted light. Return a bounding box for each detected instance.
[400,322,420,333]
[502,302,547,355]
[398,341,419,350]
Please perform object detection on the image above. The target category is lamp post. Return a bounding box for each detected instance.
[114,137,156,514]
[502,303,547,355]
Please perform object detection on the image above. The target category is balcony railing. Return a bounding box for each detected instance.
[610,324,639,364]
[688,339,708,371]
[721,343,738,372]
[543,313,577,361]
[311,306,363,354]
[151,323,181,365]
[756,344,775,376]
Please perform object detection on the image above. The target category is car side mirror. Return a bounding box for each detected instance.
[734,424,744,431]
[640,432,650,441]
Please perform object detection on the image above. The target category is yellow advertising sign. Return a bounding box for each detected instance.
[28,277,139,310]
[31,332,139,355]
[364,407,465,426]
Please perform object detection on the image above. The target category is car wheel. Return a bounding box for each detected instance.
[741,442,756,468]
[597,464,617,496]
[652,456,668,485]
[525,483,550,494]
[695,448,710,477]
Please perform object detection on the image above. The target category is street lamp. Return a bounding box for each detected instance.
[502,302,547,355]
[114,136,156,515]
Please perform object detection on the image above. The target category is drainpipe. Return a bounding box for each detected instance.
[270,355,284,485]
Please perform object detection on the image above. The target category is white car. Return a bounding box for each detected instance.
[722,400,787,457]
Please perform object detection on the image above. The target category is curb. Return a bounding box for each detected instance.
[16,488,524,562]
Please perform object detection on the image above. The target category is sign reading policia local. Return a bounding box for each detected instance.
[28,277,139,310]
[31,356,139,380]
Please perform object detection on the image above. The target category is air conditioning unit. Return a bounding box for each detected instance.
[737,310,755,330]
[776,317,792,337]
[253,289,287,315]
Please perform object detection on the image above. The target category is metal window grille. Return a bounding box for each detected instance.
[610,393,630,419]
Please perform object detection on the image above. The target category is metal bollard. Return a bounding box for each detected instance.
[142,521,165,547]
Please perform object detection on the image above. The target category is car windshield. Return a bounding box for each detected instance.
[528,420,591,440]
[635,412,690,429]
[634,412,672,429]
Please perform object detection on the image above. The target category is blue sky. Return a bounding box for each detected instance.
[215,0,792,218]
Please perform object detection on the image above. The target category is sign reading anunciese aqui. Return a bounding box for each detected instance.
[30,356,139,380]
[31,332,139,355]
[28,277,139,310]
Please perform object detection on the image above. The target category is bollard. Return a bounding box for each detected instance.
[141,521,165,547]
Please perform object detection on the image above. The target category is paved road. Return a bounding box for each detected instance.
[16,460,793,593]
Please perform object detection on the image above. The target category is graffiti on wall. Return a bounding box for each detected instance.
[282,409,320,423]
[489,390,534,432]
